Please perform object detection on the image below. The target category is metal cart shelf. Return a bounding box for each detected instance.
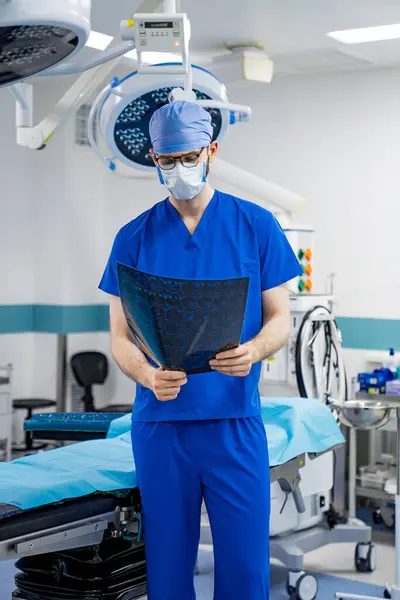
[348,392,400,518]
[355,485,391,502]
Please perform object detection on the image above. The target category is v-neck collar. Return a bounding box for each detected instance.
[164,191,218,251]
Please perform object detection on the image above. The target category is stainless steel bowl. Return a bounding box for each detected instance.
[332,399,398,430]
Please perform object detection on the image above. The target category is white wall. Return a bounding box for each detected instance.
[0,89,38,400]
[1,66,400,419]
[21,75,162,408]
[222,68,400,382]
[222,68,400,320]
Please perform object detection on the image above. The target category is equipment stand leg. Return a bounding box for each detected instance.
[349,427,357,519]
[336,411,400,600]
[56,334,67,413]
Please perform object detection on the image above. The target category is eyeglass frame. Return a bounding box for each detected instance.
[154,147,208,171]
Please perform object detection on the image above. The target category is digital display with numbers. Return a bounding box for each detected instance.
[145,21,174,28]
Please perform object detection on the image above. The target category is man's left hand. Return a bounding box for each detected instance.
[209,344,254,377]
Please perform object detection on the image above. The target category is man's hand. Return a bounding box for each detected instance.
[209,344,254,377]
[148,368,188,401]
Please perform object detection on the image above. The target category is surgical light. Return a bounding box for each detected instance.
[87,12,251,172]
[0,0,91,86]
[89,64,249,172]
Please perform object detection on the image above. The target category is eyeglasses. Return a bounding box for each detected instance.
[155,148,206,171]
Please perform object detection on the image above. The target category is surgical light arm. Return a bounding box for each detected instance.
[211,159,305,215]
[10,38,136,150]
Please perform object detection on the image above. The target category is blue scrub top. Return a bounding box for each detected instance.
[99,190,302,422]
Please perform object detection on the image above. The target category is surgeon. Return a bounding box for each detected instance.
[99,101,302,600]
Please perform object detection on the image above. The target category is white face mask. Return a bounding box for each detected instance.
[158,162,207,201]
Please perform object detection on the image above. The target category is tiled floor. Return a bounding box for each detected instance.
[200,508,395,587]
[303,530,394,586]
[195,545,387,599]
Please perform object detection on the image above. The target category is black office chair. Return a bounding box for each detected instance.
[13,398,57,452]
[70,351,132,413]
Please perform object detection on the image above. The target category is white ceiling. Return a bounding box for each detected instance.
[88,0,400,74]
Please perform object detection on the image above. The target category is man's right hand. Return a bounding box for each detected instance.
[149,368,188,401]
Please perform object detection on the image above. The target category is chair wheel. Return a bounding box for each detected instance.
[355,542,375,573]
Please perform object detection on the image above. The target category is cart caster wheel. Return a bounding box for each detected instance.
[290,574,318,600]
[355,542,375,573]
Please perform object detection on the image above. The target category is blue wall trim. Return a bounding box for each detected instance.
[0,305,35,334]
[0,305,109,335]
[336,317,400,351]
[0,305,399,351]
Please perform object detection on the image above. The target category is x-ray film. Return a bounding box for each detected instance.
[116,264,249,375]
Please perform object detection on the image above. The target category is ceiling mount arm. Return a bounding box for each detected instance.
[15,47,128,150]
[162,0,177,11]
[9,83,33,128]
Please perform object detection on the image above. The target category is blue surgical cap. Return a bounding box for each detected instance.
[149,101,213,154]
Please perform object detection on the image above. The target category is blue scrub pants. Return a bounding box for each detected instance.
[131,416,270,600]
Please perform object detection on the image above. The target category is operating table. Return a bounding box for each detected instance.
[0,397,372,600]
